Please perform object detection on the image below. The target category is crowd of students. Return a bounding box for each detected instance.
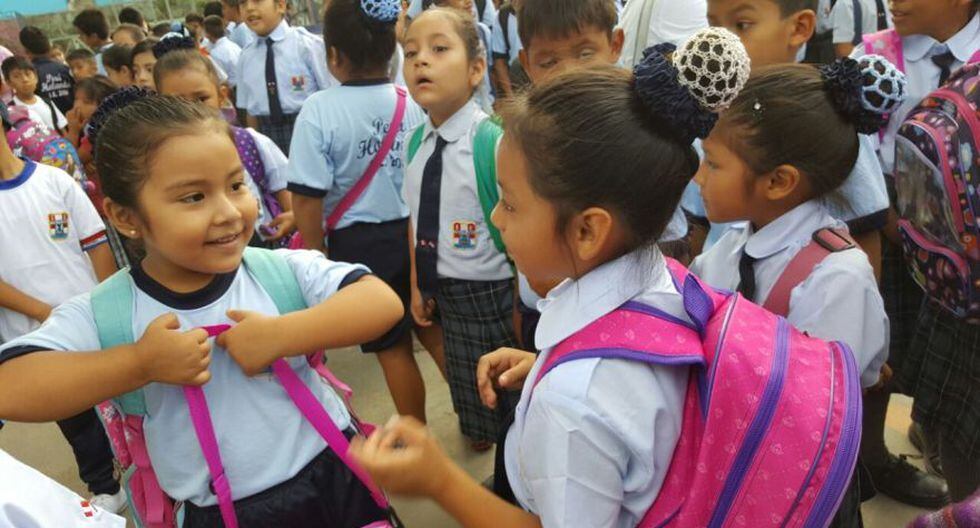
[0,0,977,526]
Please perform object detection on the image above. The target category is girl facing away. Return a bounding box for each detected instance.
[0,91,404,527]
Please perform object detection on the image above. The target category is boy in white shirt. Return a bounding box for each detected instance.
[2,56,67,135]
[832,0,890,57]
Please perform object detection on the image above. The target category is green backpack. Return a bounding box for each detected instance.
[406,117,507,255]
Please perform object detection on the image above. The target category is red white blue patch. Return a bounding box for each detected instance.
[48,212,69,240]
[451,220,477,250]
[290,75,306,92]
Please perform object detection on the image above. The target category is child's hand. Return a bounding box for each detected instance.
[350,415,455,498]
[477,348,536,409]
[265,211,296,241]
[136,314,212,386]
[217,310,285,376]
[66,108,84,135]
[30,303,53,324]
[410,285,436,327]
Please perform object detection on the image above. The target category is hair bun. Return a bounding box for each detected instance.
[153,35,198,59]
[820,56,905,135]
[360,0,400,24]
[87,86,155,147]
[633,27,750,144]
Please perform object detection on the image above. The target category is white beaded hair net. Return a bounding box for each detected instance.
[672,27,752,112]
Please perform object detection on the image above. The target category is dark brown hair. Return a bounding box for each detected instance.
[112,23,147,43]
[773,0,817,16]
[323,0,398,74]
[73,9,110,40]
[501,65,698,250]
[204,15,227,40]
[153,49,221,89]
[76,75,119,104]
[102,44,133,71]
[719,64,858,198]
[407,7,483,62]
[130,37,160,67]
[518,0,617,49]
[95,95,230,210]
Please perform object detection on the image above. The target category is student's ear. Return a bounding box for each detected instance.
[787,9,816,51]
[275,0,288,15]
[103,199,144,240]
[468,55,487,90]
[608,28,624,64]
[568,206,615,264]
[218,83,231,105]
[326,46,342,77]
[761,164,803,201]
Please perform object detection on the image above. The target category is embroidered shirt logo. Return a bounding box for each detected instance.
[290,75,306,92]
[48,212,69,240]
[451,220,477,249]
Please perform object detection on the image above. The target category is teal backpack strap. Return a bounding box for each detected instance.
[406,125,425,166]
[241,247,308,314]
[473,117,507,255]
[90,269,147,415]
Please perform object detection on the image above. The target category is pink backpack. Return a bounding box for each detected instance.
[4,105,86,186]
[531,259,862,527]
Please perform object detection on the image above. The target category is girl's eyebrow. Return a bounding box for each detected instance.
[165,168,243,191]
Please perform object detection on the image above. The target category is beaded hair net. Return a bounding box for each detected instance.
[360,0,401,24]
[856,54,907,115]
[633,27,750,144]
[820,56,906,134]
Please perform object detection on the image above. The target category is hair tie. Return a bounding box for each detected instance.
[633,27,750,144]
[87,86,155,147]
[153,35,198,59]
[360,0,400,24]
[820,57,904,134]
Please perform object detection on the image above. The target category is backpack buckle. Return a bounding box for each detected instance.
[812,228,856,253]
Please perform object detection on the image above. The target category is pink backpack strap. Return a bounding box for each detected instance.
[863,29,905,73]
[533,301,705,388]
[325,86,407,231]
[762,227,856,317]
[970,49,980,64]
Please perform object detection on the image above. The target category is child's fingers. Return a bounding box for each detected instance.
[476,359,499,409]
[189,369,212,386]
[185,328,209,344]
[152,312,180,330]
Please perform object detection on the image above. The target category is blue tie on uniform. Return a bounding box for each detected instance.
[416,135,448,301]
[931,49,957,87]
[264,37,284,123]
[737,251,757,301]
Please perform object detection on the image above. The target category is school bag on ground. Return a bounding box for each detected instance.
[529,259,863,527]
[406,117,507,255]
[91,248,399,528]
[892,59,980,323]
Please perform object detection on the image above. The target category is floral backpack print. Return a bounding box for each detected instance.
[3,105,87,188]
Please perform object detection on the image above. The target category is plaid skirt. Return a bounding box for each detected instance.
[880,239,925,378]
[899,300,980,459]
[256,113,299,154]
[436,278,519,443]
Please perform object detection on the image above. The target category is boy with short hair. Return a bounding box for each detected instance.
[118,6,149,32]
[185,12,206,44]
[204,15,242,87]
[110,23,146,47]
[705,0,951,516]
[236,0,334,152]
[100,44,133,88]
[851,0,980,503]
[72,9,113,76]
[2,56,67,134]
[19,26,75,114]
[0,101,125,515]
[66,49,98,82]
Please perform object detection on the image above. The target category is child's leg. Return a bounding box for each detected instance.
[376,333,428,422]
[436,278,518,447]
[939,436,980,502]
[416,322,447,379]
[55,408,120,496]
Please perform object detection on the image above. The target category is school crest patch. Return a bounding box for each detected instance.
[451,220,477,250]
[290,75,306,92]
[48,212,69,240]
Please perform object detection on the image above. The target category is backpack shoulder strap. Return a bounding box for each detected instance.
[475,0,486,23]
[499,6,512,58]
[851,0,864,46]
[762,227,857,318]
[862,29,905,73]
[406,124,425,165]
[532,302,705,388]
[90,269,147,415]
[631,0,659,67]
[473,117,507,255]
[873,0,888,31]
[231,126,268,189]
[241,247,308,314]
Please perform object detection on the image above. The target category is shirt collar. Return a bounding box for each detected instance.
[744,200,835,259]
[423,98,481,143]
[0,159,36,191]
[266,19,289,42]
[904,13,980,62]
[534,248,668,350]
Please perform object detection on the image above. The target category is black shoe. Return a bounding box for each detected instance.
[908,422,944,478]
[866,453,950,509]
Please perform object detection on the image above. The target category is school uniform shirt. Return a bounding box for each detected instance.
[852,13,980,175]
[0,449,126,527]
[236,19,334,117]
[402,98,512,281]
[476,22,496,111]
[682,133,890,240]
[505,249,689,527]
[0,249,367,507]
[690,200,889,388]
[491,9,522,64]
[31,57,75,114]
[241,127,289,232]
[0,160,107,342]
[816,0,834,35]
[287,80,425,235]
[94,43,113,76]
[209,36,242,87]
[618,0,708,60]
[12,95,67,133]
[228,21,257,49]
[832,0,891,45]
[407,0,497,29]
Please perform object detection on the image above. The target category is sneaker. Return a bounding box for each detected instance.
[89,489,128,514]
[908,422,944,478]
[866,453,950,509]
